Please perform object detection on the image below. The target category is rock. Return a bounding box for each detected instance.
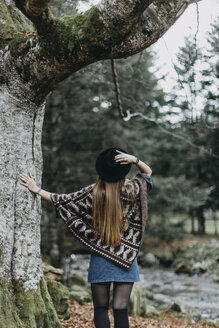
[66,273,86,287]
[168,299,201,321]
[212,275,219,283]
[146,304,156,312]
[145,289,154,300]
[153,248,174,266]
[129,283,147,316]
[153,293,171,304]
[171,238,219,282]
[175,263,192,274]
[139,252,159,267]
[191,261,209,273]
[145,309,160,319]
[70,285,92,305]
[42,262,70,319]
[42,262,64,281]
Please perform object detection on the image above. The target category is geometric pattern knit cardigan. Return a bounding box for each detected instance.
[50,172,152,270]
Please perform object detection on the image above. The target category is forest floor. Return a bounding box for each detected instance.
[60,300,218,328]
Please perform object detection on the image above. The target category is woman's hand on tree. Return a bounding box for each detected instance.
[114,150,136,164]
[19,173,39,193]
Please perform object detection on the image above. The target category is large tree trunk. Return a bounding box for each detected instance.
[197,207,206,235]
[0,88,62,327]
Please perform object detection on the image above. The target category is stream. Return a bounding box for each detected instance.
[63,253,219,322]
[138,265,219,321]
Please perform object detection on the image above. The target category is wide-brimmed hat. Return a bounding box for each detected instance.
[95,147,132,182]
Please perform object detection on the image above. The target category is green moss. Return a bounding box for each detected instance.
[145,289,154,300]
[144,310,160,320]
[14,276,63,328]
[8,34,35,59]
[129,284,146,316]
[49,7,108,59]
[66,273,86,287]
[0,3,17,49]
[0,278,25,328]
[45,277,70,320]
[153,0,172,9]
[0,1,33,50]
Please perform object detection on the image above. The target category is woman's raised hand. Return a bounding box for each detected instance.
[114,150,136,165]
[19,173,39,193]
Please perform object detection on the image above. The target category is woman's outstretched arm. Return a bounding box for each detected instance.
[19,173,52,202]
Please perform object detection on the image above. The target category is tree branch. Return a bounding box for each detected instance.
[25,0,50,17]
[3,0,204,103]
[98,0,153,43]
[109,1,196,58]
[0,1,33,47]
[123,110,219,159]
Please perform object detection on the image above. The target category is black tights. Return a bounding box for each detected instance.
[91,281,134,328]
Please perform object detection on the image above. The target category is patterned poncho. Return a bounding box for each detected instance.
[50,172,152,270]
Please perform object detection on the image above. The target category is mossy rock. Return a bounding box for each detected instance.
[66,273,86,287]
[129,284,147,316]
[168,299,201,321]
[154,247,174,266]
[70,285,92,305]
[46,277,70,320]
[172,239,219,281]
[42,262,64,281]
[175,263,192,274]
[145,289,154,300]
[145,309,160,320]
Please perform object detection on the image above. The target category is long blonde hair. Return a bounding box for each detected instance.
[92,176,135,246]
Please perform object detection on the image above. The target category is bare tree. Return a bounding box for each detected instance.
[0,0,201,326]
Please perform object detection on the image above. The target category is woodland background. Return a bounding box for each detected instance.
[40,9,219,268]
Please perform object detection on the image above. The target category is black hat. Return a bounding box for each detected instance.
[95,147,132,182]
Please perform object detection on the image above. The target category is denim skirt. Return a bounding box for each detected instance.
[88,253,140,283]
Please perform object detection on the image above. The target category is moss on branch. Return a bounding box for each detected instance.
[0,1,33,50]
[8,34,36,59]
[41,7,109,60]
[153,0,173,9]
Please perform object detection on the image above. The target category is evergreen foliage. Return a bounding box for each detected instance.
[41,19,219,262]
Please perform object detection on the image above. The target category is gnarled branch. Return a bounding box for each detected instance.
[2,0,203,103]
[98,0,153,43]
[25,0,50,17]
[109,1,197,58]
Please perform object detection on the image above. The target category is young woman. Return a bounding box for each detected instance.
[19,147,152,328]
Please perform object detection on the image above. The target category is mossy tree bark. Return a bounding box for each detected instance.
[0,0,202,326]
